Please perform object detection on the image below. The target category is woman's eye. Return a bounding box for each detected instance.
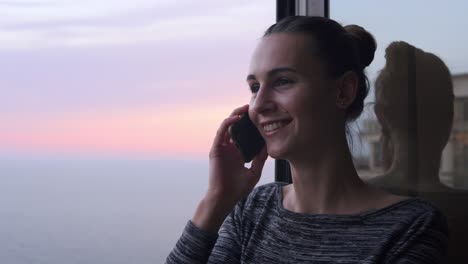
[275,78,292,87]
[250,83,260,93]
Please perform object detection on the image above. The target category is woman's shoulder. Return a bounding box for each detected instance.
[403,198,448,227]
[230,182,285,226]
[249,181,286,198]
[382,198,450,259]
[240,182,286,210]
[365,196,448,232]
[364,196,444,219]
[372,196,444,216]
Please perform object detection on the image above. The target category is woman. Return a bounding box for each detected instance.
[166,16,448,263]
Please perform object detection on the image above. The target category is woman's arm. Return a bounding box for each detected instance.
[165,195,234,264]
[165,105,268,263]
[165,220,219,264]
[165,199,246,264]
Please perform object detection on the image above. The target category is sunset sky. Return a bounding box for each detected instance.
[1,0,467,160]
[0,0,273,159]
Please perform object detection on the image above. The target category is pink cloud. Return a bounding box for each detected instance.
[0,96,249,159]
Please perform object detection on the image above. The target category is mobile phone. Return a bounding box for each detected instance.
[229,113,265,163]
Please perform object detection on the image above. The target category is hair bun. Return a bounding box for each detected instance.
[344,24,377,68]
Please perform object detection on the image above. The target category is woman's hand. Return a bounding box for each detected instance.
[192,104,268,233]
[207,104,268,203]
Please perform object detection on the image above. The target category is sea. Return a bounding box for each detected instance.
[0,155,276,264]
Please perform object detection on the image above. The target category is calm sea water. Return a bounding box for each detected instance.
[0,156,275,264]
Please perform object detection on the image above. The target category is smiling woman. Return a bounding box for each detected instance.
[166,16,448,263]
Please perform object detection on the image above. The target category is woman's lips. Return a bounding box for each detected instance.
[262,119,292,136]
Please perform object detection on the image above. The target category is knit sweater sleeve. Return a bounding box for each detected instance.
[385,208,449,264]
[165,200,244,264]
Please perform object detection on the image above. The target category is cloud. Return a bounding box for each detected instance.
[0,0,273,50]
[0,0,271,158]
[0,0,57,7]
[0,38,254,114]
[0,99,248,158]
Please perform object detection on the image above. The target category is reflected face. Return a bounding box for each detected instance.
[247,33,340,160]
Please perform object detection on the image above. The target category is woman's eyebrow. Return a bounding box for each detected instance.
[246,67,298,81]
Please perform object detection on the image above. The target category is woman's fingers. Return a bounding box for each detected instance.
[210,105,250,158]
[215,105,250,146]
[223,128,231,146]
[229,104,249,117]
[212,115,241,149]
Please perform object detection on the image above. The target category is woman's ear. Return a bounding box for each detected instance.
[335,71,358,109]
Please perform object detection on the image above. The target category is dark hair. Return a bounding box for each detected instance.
[263,16,377,123]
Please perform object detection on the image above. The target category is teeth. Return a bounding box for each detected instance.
[263,121,288,132]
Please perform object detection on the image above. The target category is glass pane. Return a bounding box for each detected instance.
[332,0,468,261]
[0,1,274,263]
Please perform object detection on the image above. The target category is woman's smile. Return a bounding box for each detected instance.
[261,119,292,136]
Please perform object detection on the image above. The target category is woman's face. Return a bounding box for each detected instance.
[247,33,341,160]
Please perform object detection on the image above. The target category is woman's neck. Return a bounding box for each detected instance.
[283,134,372,214]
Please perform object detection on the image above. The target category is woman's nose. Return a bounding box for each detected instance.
[250,87,275,114]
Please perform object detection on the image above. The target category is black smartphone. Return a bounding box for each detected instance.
[229,113,265,163]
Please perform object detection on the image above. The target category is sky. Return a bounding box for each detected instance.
[1,0,468,160]
[0,0,274,159]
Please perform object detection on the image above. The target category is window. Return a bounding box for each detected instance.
[331,4,468,261]
[0,1,275,263]
[464,99,468,121]
[332,1,468,191]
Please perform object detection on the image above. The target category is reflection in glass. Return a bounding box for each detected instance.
[365,41,468,261]
[368,41,455,193]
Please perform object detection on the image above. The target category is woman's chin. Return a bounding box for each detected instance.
[266,145,288,160]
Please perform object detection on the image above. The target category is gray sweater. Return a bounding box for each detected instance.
[166,182,448,263]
